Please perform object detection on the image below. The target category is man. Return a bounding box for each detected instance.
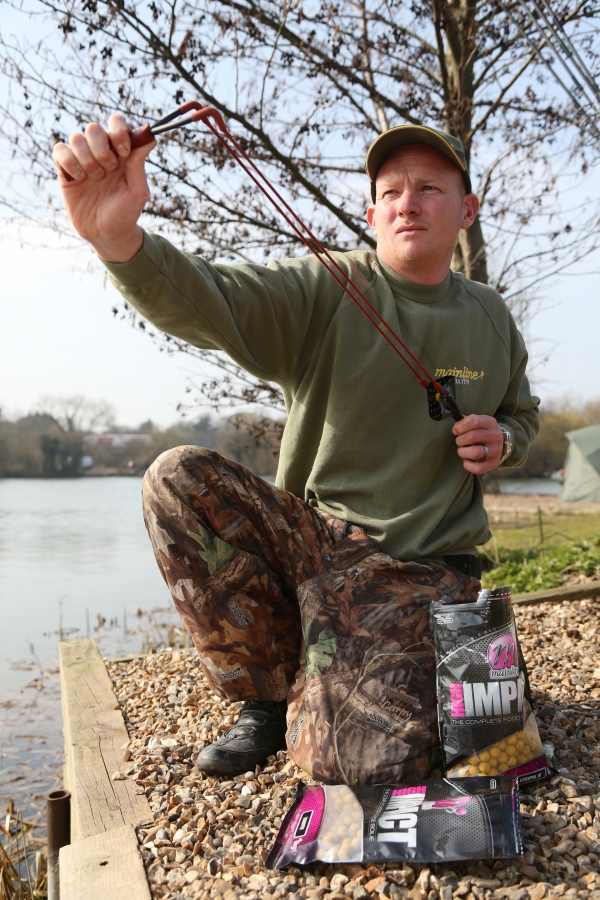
[53,119,539,782]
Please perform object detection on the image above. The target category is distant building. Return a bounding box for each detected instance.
[84,433,152,448]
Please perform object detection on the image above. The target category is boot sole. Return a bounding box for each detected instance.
[195,753,270,776]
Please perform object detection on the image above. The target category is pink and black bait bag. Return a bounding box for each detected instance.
[266,777,522,867]
[431,586,549,785]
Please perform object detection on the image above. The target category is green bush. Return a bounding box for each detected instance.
[482,536,600,592]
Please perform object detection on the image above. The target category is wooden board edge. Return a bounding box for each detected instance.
[512,579,600,606]
[59,640,80,839]
[106,652,150,663]
[59,639,153,843]
[59,822,151,900]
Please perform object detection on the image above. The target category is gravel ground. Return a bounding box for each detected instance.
[106,597,600,900]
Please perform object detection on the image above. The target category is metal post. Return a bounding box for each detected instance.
[46,789,71,900]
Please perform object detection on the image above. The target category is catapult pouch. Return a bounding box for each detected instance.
[266,777,522,868]
[431,588,548,785]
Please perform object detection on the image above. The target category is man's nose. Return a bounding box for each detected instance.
[396,188,421,217]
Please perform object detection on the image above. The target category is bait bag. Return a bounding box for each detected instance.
[266,777,522,868]
[431,587,548,785]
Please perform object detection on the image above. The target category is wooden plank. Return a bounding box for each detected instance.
[106,652,149,663]
[59,639,153,842]
[512,579,600,606]
[60,823,151,900]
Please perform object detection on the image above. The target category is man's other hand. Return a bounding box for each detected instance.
[452,414,503,474]
[52,115,156,263]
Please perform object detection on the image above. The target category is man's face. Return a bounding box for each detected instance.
[366,144,479,283]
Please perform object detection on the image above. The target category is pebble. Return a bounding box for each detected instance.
[106,599,600,899]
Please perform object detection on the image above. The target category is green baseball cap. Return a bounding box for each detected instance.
[365,124,472,201]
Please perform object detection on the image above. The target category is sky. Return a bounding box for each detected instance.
[530,272,600,407]
[1,225,203,427]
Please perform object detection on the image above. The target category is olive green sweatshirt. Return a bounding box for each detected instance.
[103,233,539,561]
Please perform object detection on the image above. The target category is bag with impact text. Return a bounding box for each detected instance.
[266,777,522,867]
[431,586,548,785]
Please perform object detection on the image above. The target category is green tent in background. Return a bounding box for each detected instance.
[559,424,600,502]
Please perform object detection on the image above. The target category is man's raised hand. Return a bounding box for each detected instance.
[52,115,156,263]
[452,414,504,474]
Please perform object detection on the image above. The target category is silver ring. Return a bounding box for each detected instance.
[481,444,489,460]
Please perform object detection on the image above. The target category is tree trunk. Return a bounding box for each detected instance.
[458,214,488,283]
[437,0,489,285]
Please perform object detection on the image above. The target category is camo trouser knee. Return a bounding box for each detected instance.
[142,445,480,782]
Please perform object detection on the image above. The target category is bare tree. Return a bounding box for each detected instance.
[2,0,600,425]
[36,395,116,433]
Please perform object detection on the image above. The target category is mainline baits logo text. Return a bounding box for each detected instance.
[376,786,426,847]
[449,678,524,719]
[487,633,519,678]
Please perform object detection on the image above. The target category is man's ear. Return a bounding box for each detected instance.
[366,203,377,236]
[461,193,480,230]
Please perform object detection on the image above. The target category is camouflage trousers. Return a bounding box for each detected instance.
[142,446,481,784]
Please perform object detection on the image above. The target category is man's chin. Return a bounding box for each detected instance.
[389,246,431,268]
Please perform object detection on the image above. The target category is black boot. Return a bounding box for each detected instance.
[195,699,287,775]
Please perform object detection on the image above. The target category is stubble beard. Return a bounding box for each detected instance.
[386,230,456,275]
[387,237,434,272]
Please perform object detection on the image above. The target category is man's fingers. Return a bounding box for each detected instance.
[452,414,503,474]
[458,436,502,476]
[128,136,157,169]
[68,131,106,180]
[457,444,498,462]
[455,438,503,466]
[52,142,86,182]
[454,429,501,448]
[462,458,499,475]
[85,122,120,172]
[107,114,132,158]
[452,414,491,436]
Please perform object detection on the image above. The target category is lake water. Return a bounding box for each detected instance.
[500,477,560,495]
[0,476,178,825]
[0,476,175,688]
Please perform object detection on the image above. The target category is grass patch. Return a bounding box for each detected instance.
[485,512,600,551]
[481,534,600,592]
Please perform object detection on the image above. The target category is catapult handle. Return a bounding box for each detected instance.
[129,125,155,149]
[59,125,155,182]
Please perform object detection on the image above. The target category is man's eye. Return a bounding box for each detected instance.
[422,185,436,192]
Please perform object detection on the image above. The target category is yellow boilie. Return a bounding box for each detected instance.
[448,729,543,778]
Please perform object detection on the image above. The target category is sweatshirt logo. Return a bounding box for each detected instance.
[435,366,484,385]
